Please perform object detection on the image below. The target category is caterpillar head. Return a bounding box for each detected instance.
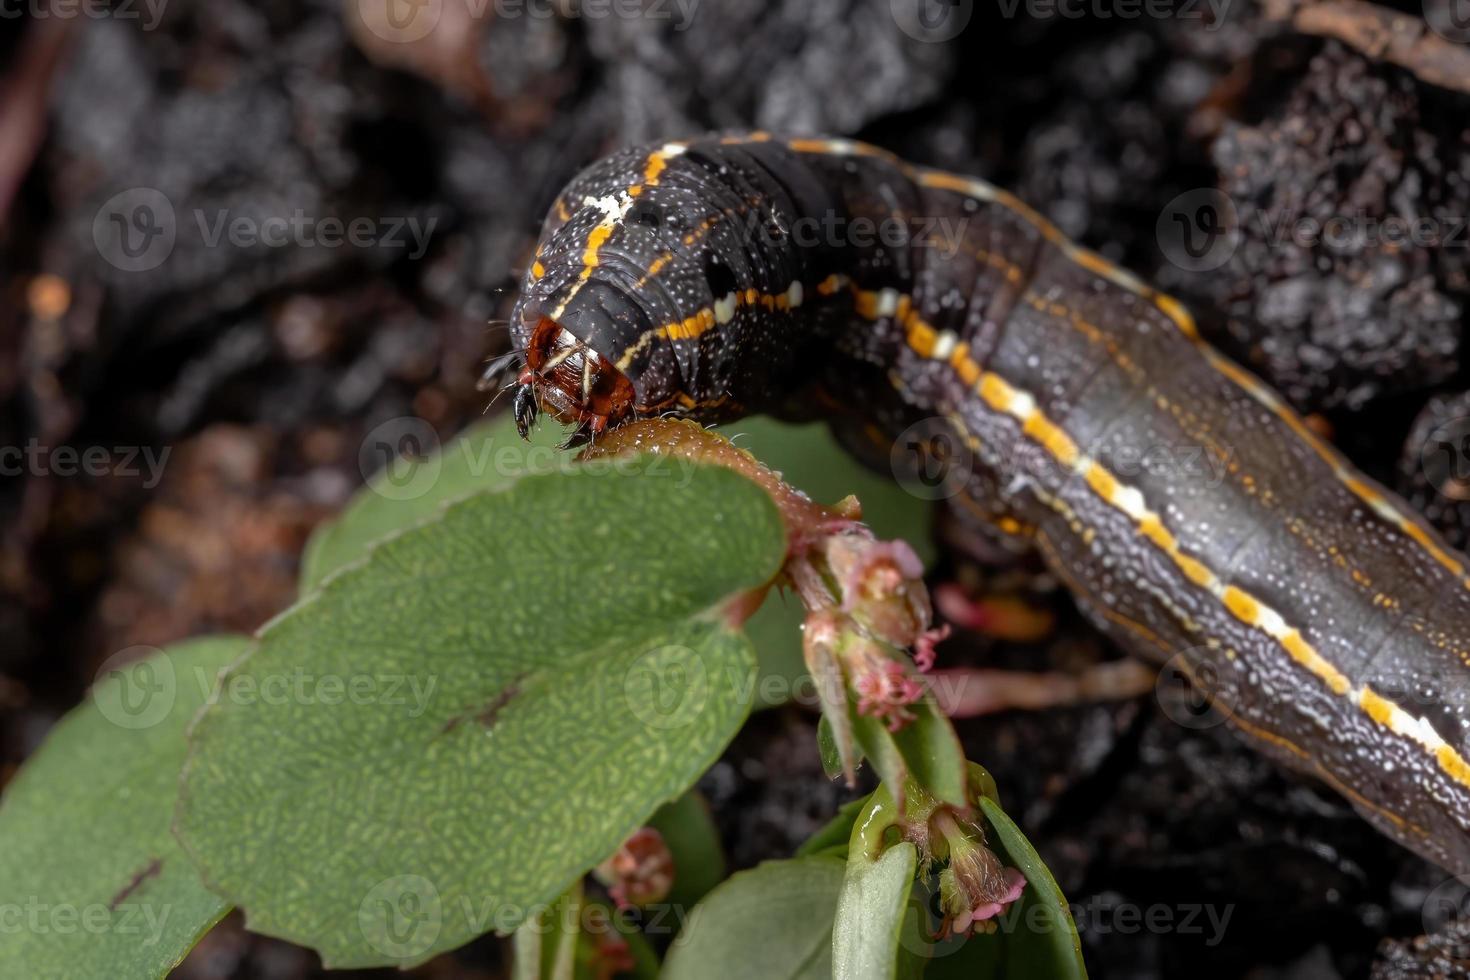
[509,310,637,440]
[494,138,814,442]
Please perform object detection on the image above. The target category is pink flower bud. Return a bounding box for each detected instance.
[594,827,674,910]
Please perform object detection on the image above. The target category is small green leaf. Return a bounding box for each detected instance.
[833,843,919,980]
[976,796,1087,978]
[817,714,845,781]
[176,460,786,968]
[662,858,845,980]
[795,797,870,859]
[731,418,934,708]
[851,696,968,811]
[300,414,569,593]
[647,791,726,911]
[0,636,248,979]
[514,882,583,980]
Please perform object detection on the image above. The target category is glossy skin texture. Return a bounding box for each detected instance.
[508,133,1470,875]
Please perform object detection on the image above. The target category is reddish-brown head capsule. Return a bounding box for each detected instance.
[515,313,636,440]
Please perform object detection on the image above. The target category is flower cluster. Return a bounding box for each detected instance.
[593,827,674,910]
[932,808,1027,936]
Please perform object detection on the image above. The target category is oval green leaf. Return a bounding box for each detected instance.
[832,841,919,980]
[0,636,248,979]
[176,460,786,968]
[975,796,1087,978]
[662,858,845,980]
[300,415,569,593]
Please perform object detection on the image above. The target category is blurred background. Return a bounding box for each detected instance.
[3,0,1470,975]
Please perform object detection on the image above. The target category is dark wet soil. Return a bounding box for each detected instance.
[4,0,1470,975]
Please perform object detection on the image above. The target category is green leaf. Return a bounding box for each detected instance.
[817,714,845,781]
[300,414,569,593]
[515,885,659,980]
[833,843,919,980]
[662,858,844,980]
[795,797,870,859]
[975,796,1087,978]
[647,791,726,911]
[176,460,786,968]
[730,417,934,708]
[903,775,1087,979]
[0,636,248,979]
[851,696,969,811]
[514,882,583,980]
[832,789,922,980]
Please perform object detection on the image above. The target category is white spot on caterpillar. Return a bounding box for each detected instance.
[876,288,901,318]
[931,329,958,360]
[715,292,738,324]
[786,281,804,309]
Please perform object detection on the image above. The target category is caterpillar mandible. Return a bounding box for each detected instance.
[502,132,1470,878]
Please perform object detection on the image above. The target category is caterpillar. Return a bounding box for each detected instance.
[502,132,1470,877]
